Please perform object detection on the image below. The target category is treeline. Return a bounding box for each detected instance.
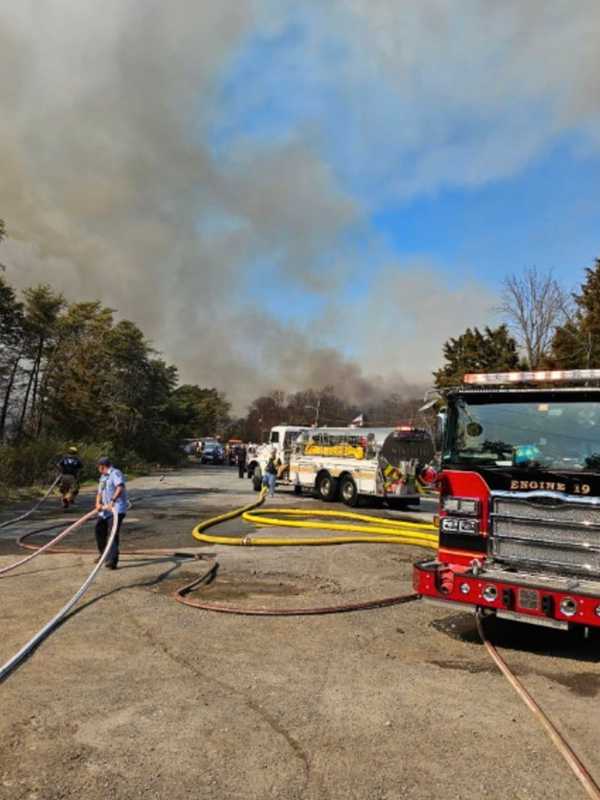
[0,269,230,488]
[0,268,421,489]
[435,259,600,385]
[234,389,423,443]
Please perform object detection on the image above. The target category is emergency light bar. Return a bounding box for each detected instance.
[464,369,600,385]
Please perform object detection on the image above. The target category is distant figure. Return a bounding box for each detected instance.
[95,456,128,570]
[56,446,83,509]
[263,451,278,497]
[237,445,247,479]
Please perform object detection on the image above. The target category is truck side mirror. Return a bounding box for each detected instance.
[435,412,447,451]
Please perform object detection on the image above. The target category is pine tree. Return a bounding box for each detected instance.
[0,277,25,439]
[552,258,600,368]
[434,325,521,388]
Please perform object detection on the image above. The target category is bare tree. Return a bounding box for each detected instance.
[500,267,570,369]
[0,219,6,271]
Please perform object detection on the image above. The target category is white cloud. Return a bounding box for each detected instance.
[333,0,600,195]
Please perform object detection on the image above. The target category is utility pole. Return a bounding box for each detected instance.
[305,397,321,427]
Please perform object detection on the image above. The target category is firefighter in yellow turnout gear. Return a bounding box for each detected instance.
[56,447,83,509]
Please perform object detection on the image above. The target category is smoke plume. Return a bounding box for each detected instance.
[2,2,598,410]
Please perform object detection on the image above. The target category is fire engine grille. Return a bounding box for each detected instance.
[490,493,600,576]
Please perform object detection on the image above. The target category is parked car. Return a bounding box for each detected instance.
[201,443,224,465]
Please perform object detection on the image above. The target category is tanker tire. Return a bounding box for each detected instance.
[317,472,338,502]
[340,476,359,507]
[293,484,302,495]
[253,468,263,492]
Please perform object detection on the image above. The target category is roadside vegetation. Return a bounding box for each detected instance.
[434,259,600,387]
[0,220,231,493]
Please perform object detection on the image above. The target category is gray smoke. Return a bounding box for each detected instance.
[2,2,597,411]
[2,2,371,411]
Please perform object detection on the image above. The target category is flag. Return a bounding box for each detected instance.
[350,413,364,427]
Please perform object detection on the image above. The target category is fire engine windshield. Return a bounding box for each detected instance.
[446,396,600,471]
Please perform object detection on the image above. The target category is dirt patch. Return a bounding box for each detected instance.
[536,670,600,697]
[430,611,480,643]
[429,658,495,675]
[150,568,340,603]
[388,552,420,564]
[178,575,303,602]
[150,512,201,520]
[430,657,600,697]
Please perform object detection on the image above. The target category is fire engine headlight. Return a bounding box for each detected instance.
[440,517,460,532]
[442,497,460,513]
[458,519,479,535]
[442,497,480,515]
[457,498,479,515]
[560,597,577,617]
[482,585,498,602]
[440,517,479,535]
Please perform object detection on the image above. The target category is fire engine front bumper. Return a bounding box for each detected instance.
[414,559,600,629]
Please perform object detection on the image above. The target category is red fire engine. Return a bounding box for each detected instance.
[414,369,600,630]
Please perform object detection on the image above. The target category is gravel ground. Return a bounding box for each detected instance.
[1,466,600,800]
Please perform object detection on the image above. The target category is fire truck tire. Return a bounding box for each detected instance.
[293,484,302,495]
[316,472,338,502]
[252,468,263,492]
[339,475,359,507]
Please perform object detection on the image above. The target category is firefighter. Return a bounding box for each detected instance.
[56,446,83,509]
[95,456,128,570]
[236,444,247,479]
[263,451,278,497]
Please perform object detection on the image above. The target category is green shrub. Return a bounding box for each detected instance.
[0,438,163,496]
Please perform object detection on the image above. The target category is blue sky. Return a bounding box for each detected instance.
[373,141,600,287]
[209,2,600,326]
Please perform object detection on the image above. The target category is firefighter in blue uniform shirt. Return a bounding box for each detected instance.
[56,446,83,509]
[95,456,128,570]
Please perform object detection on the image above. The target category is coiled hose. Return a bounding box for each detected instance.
[176,490,437,615]
[191,496,438,549]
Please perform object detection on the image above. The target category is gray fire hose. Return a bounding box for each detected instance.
[0,509,120,683]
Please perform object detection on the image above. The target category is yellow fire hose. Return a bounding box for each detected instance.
[181,489,437,615]
[191,492,438,549]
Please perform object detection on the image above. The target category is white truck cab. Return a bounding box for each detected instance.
[248,425,309,491]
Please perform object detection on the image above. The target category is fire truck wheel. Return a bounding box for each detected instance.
[293,484,302,495]
[252,469,263,492]
[316,472,338,502]
[339,475,359,507]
